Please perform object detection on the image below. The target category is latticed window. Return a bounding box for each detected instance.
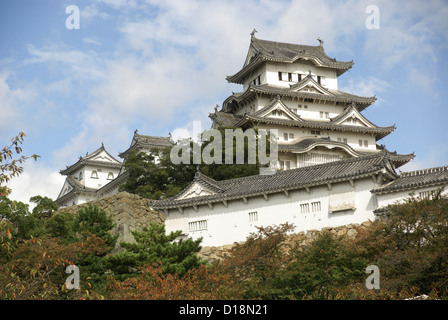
[189,220,207,232]
[311,201,321,212]
[300,203,310,214]
[249,211,258,223]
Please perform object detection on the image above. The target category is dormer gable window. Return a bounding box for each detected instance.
[107,172,114,180]
[91,171,98,179]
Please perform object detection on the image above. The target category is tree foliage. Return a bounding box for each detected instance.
[1,132,40,196]
[107,223,204,279]
[119,127,273,199]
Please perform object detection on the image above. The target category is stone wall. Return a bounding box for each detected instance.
[54,191,165,251]
[198,221,373,264]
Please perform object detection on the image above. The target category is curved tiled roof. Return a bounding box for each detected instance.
[371,165,448,195]
[223,84,376,112]
[227,36,353,84]
[279,137,362,157]
[234,113,395,140]
[60,144,122,175]
[119,131,174,159]
[150,153,397,210]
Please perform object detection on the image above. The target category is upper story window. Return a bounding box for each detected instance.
[107,172,114,180]
[320,111,329,119]
[278,72,283,81]
[298,74,302,82]
[78,171,83,181]
[91,170,98,179]
[288,73,292,82]
[279,160,291,170]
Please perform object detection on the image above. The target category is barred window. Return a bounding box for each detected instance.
[189,220,207,232]
[311,201,321,212]
[300,203,310,214]
[249,211,258,223]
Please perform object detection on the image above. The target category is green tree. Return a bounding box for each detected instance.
[108,222,204,279]
[221,223,296,299]
[30,195,58,220]
[287,231,368,299]
[73,204,118,248]
[1,132,39,196]
[44,211,77,244]
[120,127,273,199]
[367,188,448,297]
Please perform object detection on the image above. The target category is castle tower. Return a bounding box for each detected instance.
[55,144,122,207]
[210,33,414,170]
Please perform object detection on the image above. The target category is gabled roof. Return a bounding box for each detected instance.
[150,153,398,211]
[55,176,98,206]
[371,165,448,195]
[119,130,174,159]
[331,103,385,128]
[233,110,395,141]
[209,111,242,128]
[289,73,335,96]
[227,35,354,84]
[60,144,122,175]
[279,137,361,158]
[223,83,376,113]
[251,95,303,121]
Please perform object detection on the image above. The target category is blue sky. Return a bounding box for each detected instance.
[1,0,448,205]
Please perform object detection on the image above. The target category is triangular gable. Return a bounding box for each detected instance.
[255,97,302,121]
[89,150,121,163]
[289,75,334,96]
[85,146,121,164]
[243,42,259,68]
[332,104,377,128]
[56,178,75,200]
[176,181,218,200]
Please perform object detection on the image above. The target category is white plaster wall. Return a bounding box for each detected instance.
[164,177,379,247]
[83,165,120,190]
[257,123,377,152]
[265,62,338,90]
[377,186,448,209]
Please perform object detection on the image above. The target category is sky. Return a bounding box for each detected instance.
[1,0,448,205]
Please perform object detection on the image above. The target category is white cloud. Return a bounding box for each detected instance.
[0,72,37,133]
[25,44,106,81]
[5,161,65,205]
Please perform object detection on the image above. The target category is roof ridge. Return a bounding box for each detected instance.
[401,165,448,177]
[215,152,387,186]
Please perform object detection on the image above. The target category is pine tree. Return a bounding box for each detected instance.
[107,222,204,279]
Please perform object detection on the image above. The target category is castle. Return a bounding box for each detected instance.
[56,33,448,247]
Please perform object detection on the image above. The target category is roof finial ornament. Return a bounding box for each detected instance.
[317,37,324,47]
[134,129,138,135]
[214,104,219,113]
[251,28,258,40]
[276,94,281,101]
[308,69,312,76]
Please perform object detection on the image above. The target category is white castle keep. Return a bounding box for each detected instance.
[56,33,448,247]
